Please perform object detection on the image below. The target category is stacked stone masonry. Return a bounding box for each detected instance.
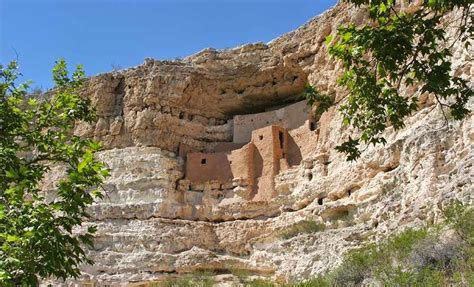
[184,100,318,201]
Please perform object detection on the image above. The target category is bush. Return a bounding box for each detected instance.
[293,276,332,287]
[409,237,462,272]
[245,278,277,287]
[162,271,215,287]
[280,220,325,239]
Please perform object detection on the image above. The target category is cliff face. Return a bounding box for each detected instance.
[44,2,472,286]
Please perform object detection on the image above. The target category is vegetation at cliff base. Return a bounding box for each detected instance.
[297,202,473,286]
[161,271,216,287]
[165,202,473,286]
[306,0,473,161]
[0,60,109,285]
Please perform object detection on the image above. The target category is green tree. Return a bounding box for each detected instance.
[306,0,473,161]
[0,60,109,285]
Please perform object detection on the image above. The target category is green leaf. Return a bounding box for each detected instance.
[5,168,17,178]
[6,235,20,243]
[325,35,334,46]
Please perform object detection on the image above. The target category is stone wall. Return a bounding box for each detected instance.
[185,152,233,183]
[185,143,254,185]
[233,100,309,143]
[250,125,289,200]
[288,121,319,167]
[185,125,293,201]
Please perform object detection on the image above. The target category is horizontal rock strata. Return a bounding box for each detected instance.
[41,2,473,286]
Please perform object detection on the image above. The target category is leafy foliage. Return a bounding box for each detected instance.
[0,60,109,285]
[303,84,333,117]
[309,0,473,160]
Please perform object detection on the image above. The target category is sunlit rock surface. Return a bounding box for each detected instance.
[42,2,473,286]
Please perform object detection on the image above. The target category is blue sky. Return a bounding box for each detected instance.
[1,0,337,89]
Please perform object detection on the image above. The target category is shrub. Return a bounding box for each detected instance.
[162,272,215,287]
[293,276,332,287]
[280,220,325,240]
[245,278,277,287]
[409,237,463,272]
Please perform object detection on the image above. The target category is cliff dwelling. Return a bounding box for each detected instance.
[15,0,471,284]
[180,100,319,202]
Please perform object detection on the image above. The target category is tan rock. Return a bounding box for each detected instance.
[40,2,473,286]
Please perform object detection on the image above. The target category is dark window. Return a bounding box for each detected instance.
[310,122,316,131]
[259,135,263,140]
[318,198,324,205]
[201,158,207,164]
[278,131,284,149]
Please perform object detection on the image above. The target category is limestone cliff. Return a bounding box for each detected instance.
[43,2,472,286]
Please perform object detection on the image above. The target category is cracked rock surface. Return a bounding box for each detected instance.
[42,2,473,286]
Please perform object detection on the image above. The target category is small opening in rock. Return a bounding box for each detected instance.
[307,173,313,181]
[259,135,263,140]
[201,158,207,164]
[318,198,324,205]
[347,190,352,196]
[310,122,316,131]
[179,112,185,119]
